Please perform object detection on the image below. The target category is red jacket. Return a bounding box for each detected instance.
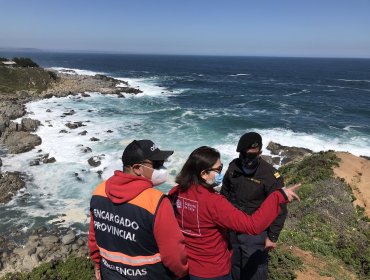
[168,184,287,278]
[88,171,188,278]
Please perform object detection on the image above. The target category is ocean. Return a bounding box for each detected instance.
[1,52,370,234]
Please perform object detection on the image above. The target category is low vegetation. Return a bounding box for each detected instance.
[0,64,57,94]
[270,151,369,279]
[1,256,94,280]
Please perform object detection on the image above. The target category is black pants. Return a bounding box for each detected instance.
[230,231,268,280]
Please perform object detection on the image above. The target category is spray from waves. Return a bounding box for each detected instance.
[49,67,106,76]
[215,128,370,164]
[115,77,186,97]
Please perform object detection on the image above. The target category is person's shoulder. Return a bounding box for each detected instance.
[168,185,179,196]
[226,158,239,172]
[259,158,281,179]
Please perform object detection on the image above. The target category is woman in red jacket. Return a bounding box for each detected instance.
[168,146,299,280]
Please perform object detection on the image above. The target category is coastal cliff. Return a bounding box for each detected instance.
[0,63,369,279]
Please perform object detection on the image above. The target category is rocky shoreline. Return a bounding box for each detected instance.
[0,69,144,276]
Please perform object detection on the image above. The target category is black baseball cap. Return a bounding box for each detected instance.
[236,132,262,152]
[122,140,174,166]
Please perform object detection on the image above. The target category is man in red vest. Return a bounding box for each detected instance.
[89,140,188,279]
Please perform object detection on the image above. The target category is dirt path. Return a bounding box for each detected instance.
[333,152,370,218]
[291,246,357,280]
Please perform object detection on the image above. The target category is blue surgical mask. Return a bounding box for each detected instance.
[215,172,224,185]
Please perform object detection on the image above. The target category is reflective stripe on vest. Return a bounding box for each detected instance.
[92,181,164,215]
[98,246,161,266]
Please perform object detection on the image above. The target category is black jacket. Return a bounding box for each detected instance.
[220,158,287,242]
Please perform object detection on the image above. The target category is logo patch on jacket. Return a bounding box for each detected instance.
[274,172,281,179]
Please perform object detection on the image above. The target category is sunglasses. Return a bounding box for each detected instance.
[207,163,223,174]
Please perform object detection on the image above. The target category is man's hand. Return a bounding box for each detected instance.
[265,237,277,250]
[282,183,301,202]
[95,266,101,280]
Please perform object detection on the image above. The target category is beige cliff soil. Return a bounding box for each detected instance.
[290,246,357,280]
[333,152,370,218]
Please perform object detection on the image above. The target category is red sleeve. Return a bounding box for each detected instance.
[88,211,101,268]
[212,190,287,235]
[154,197,189,278]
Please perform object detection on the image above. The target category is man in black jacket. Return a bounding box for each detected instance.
[221,132,287,280]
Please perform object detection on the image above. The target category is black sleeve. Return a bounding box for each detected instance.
[265,172,287,242]
[220,169,232,199]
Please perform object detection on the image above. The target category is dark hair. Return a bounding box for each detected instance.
[175,146,220,192]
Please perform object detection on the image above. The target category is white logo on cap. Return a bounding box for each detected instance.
[150,144,158,151]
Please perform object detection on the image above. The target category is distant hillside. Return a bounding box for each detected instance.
[0,66,57,94]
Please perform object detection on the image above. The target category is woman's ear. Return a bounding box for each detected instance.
[200,170,209,180]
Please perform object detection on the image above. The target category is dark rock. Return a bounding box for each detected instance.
[44,157,56,164]
[1,131,42,153]
[90,137,100,142]
[74,173,82,181]
[0,115,10,133]
[65,122,85,129]
[78,130,88,136]
[97,170,103,178]
[0,172,26,204]
[360,155,370,161]
[21,118,41,132]
[46,109,51,112]
[106,130,113,133]
[59,129,68,133]
[41,235,59,245]
[82,146,92,153]
[88,156,102,167]
[267,141,312,165]
[0,102,25,119]
[29,159,40,166]
[27,246,37,256]
[62,110,75,116]
[81,93,91,97]
[62,232,76,245]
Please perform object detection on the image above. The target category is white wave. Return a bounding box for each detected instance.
[343,125,363,131]
[48,67,105,76]
[115,77,185,98]
[225,128,370,158]
[338,79,370,83]
[182,110,194,117]
[229,73,250,77]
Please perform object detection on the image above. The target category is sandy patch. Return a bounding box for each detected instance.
[333,152,370,218]
[289,246,357,280]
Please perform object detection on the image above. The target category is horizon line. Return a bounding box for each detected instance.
[1,47,370,60]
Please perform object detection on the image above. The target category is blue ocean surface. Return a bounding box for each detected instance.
[0,52,369,234]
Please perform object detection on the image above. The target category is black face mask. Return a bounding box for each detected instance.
[240,152,260,174]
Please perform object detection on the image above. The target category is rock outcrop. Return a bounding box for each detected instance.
[266,141,312,165]
[0,172,26,204]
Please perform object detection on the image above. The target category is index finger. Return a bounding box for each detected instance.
[286,183,301,191]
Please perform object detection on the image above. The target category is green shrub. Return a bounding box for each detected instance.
[268,248,302,280]
[278,152,369,278]
[1,256,94,280]
[12,57,39,68]
[280,151,339,185]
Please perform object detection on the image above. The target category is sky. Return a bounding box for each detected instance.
[1,0,370,58]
